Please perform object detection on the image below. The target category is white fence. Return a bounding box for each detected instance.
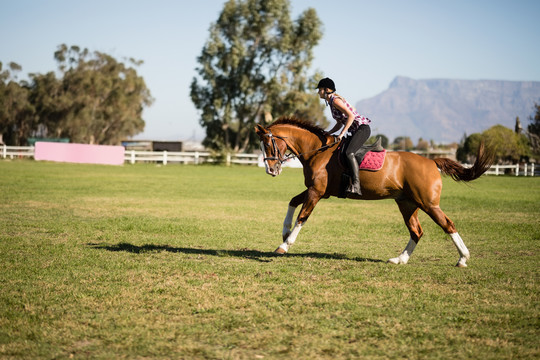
[1,145,34,159]
[124,150,259,165]
[1,144,538,175]
[484,163,536,176]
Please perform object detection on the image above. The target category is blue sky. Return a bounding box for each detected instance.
[2,0,539,141]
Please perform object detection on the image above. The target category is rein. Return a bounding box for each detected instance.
[262,130,338,164]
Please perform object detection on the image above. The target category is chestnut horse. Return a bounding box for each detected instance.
[255,116,494,267]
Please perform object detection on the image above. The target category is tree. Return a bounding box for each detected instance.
[191,0,324,152]
[28,71,65,139]
[528,102,540,155]
[515,116,523,134]
[1,46,153,145]
[392,136,413,151]
[457,132,482,163]
[483,125,529,162]
[0,62,36,145]
[528,102,540,135]
[457,125,529,163]
[31,44,153,144]
[416,137,429,151]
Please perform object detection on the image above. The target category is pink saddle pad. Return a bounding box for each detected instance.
[359,150,386,171]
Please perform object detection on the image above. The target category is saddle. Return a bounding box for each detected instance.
[338,137,386,198]
[338,137,386,171]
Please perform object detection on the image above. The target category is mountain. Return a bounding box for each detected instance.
[355,76,540,143]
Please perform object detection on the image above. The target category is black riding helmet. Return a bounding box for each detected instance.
[316,77,336,92]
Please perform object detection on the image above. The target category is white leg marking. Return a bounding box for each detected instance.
[282,205,296,239]
[278,221,303,253]
[388,237,417,265]
[450,232,470,267]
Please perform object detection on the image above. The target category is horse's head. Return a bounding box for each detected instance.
[255,124,287,177]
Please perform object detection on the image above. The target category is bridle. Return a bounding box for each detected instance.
[261,130,295,165]
[261,130,339,165]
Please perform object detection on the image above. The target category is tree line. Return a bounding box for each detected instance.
[457,110,540,163]
[0,45,153,146]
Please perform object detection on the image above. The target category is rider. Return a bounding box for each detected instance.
[317,77,371,195]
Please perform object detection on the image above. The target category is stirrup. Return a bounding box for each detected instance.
[346,182,362,195]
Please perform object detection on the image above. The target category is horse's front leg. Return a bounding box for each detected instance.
[276,188,322,254]
[281,190,308,241]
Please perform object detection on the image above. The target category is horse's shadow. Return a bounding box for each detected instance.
[88,242,383,264]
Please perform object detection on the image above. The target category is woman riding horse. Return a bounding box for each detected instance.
[317,77,371,195]
[256,117,494,267]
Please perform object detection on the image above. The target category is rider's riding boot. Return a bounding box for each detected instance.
[346,154,362,195]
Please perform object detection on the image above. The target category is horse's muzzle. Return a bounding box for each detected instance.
[266,162,282,177]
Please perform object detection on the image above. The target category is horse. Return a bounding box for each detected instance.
[255,116,494,267]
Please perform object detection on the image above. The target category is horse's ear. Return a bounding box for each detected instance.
[255,124,266,136]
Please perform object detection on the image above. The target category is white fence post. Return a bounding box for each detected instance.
[2,144,5,159]
[130,150,135,164]
[163,151,168,165]
[516,164,519,176]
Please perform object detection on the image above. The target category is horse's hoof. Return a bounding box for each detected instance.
[274,247,287,255]
[456,262,468,268]
[387,257,406,265]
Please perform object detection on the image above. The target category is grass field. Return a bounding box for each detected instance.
[1,160,539,359]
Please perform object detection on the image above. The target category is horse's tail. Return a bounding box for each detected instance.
[433,142,494,182]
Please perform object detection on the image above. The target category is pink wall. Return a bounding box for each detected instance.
[35,142,125,165]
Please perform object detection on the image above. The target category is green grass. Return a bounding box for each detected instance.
[1,160,539,359]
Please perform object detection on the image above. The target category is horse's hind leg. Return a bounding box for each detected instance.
[425,206,470,267]
[388,200,424,265]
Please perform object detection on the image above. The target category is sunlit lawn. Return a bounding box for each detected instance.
[1,160,538,359]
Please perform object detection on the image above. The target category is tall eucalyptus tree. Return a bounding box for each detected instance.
[191,0,325,152]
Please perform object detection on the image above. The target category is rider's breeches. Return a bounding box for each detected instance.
[346,124,371,161]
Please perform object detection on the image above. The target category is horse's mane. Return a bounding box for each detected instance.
[268,116,326,137]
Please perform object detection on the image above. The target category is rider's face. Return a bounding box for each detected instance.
[317,88,325,99]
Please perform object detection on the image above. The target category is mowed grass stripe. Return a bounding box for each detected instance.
[0,161,538,359]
